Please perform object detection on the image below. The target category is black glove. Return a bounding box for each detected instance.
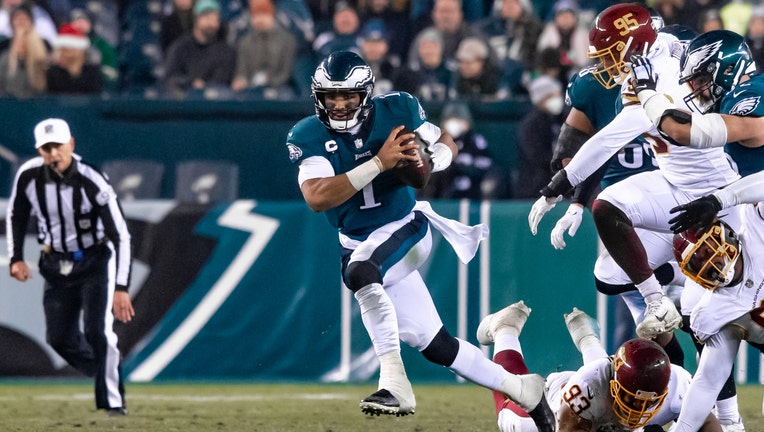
[668,195,723,233]
[630,54,657,95]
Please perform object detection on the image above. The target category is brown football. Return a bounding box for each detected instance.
[393,126,431,189]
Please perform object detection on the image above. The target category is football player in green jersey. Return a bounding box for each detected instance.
[286,51,555,431]
[635,29,764,179]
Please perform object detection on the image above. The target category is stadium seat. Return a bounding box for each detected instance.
[101,159,165,201]
[174,160,239,204]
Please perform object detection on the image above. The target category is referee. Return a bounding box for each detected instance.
[6,118,133,416]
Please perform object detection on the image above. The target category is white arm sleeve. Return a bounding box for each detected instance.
[564,104,653,186]
[714,170,764,208]
[297,156,334,187]
[670,327,741,432]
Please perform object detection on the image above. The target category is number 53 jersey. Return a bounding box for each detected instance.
[545,358,692,430]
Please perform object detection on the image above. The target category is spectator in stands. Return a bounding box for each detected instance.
[475,0,543,72]
[304,0,350,34]
[420,101,502,200]
[677,0,726,32]
[162,0,235,99]
[719,0,752,37]
[231,0,297,99]
[0,2,47,98]
[747,6,764,74]
[449,36,503,101]
[46,23,102,95]
[534,47,565,95]
[0,0,57,47]
[160,0,195,53]
[392,27,451,102]
[652,0,690,26]
[358,19,398,95]
[512,75,565,199]
[312,1,361,59]
[69,8,119,94]
[359,0,411,60]
[699,9,724,32]
[408,0,473,70]
[537,0,589,75]
[409,0,490,29]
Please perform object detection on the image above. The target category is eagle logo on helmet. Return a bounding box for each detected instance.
[312,64,373,89]
[682,40,723,79]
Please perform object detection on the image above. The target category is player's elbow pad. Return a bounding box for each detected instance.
[689,112,727,149]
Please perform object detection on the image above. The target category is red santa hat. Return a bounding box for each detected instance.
[54,23,90,49]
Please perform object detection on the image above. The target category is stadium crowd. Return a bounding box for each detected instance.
[2,0,764,202]
[1,0,762,101]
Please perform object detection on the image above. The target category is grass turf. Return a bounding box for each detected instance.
[0,380,760,431]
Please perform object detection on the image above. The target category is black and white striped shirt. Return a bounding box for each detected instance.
[6,154,132,290]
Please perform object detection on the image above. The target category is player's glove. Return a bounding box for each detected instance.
[630,54,657,95]
[668,195,723,233]
[551,204,584,250]
[529,195,562,235]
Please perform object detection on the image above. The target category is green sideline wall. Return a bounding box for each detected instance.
[0,96,529,199]
[0,97,759,382]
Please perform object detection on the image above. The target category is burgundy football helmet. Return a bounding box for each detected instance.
[610,339,670,428]
[673,219,741,290]
[588,3,658,89]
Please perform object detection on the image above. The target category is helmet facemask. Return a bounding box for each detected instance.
[609,378,668,428]
[313,89,370,131]
[673,220,741,290]
[588,38,634,89]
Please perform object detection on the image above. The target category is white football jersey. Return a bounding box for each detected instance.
[546,358,692,431]
[566,32,739,195]
[689,203,764,342]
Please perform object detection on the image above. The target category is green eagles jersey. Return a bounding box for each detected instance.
[287,92,427,240]
[720,74,764,177]
[567,65,658,188]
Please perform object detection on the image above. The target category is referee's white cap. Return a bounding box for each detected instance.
[34,118,72,148]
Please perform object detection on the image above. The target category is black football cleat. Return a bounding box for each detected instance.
[527,396,556,432]
[359,389,415,417]
[107,407,128,417]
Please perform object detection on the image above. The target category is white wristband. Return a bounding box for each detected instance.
[639,89,677,126]
[429,142,453,173]
[346,157,382,190]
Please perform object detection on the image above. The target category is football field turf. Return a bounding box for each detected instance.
[0,381,761,431]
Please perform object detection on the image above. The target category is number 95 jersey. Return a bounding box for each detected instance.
[546,357,692,430]
[287,91,428,240]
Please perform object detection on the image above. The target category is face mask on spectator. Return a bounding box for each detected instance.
[442,118,469,138]
[545,95,564,115]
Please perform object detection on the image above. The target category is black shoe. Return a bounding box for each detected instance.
[359,389,414,417]
[527,396,556,432]
[107,407,128,417]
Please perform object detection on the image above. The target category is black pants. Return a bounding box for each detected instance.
[39,243,125,410]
